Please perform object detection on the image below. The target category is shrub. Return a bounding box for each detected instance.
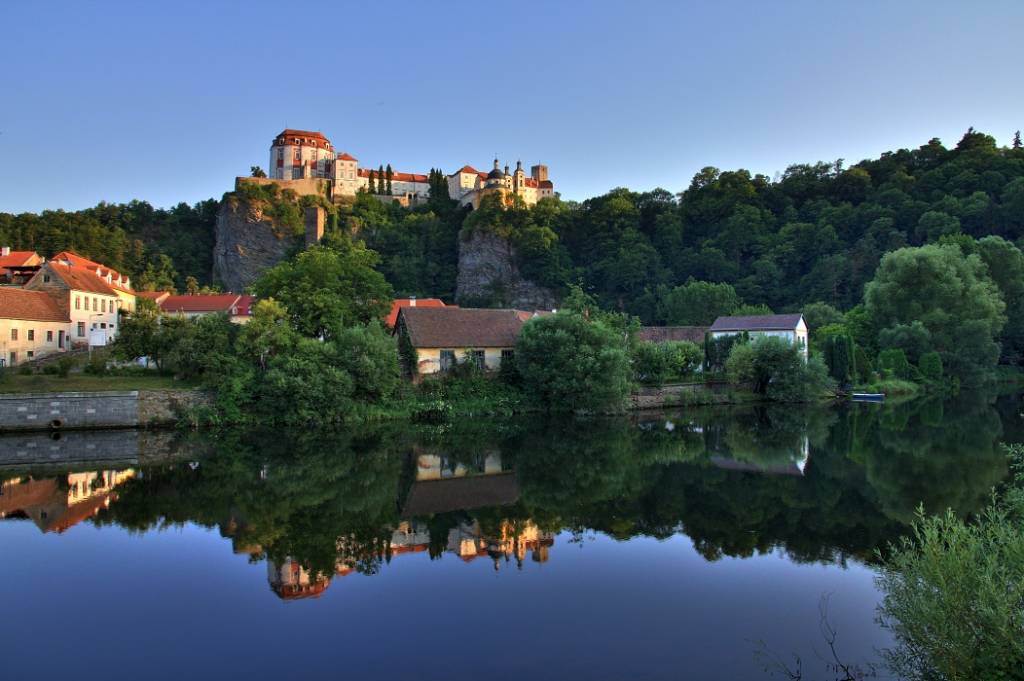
[725,336,832,401]
[55,355,75,377]
[919,351,943,382]
[853,344,873,383]
[877,348,914,380]
[632,341,671,386]
[17,365,33,375]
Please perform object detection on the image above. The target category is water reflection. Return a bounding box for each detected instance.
[1,391,1017,599]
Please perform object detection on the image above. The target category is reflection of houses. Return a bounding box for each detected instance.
[0,469,135,532]
[266,451,552,600]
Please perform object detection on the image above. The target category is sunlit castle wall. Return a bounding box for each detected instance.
[269,129,335,180]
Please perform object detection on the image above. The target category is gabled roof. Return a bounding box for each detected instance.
[0,250,41,275]
[450,165,480,176]
[336,152,358,161]
[709,313,805,332]
[160,294,242,314]
[637,326,707,344]
[396,307,524,348]
[234,294,256,317]
[42,262,119,296]
[385,298,446,329]
[0,288,69,322]
[49,251,132,293]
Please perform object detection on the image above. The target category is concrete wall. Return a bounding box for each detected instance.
[0,389,210,432]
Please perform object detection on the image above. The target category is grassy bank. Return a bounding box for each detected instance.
[0,373,197,394]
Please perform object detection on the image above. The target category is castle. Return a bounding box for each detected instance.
[264,129,554,208]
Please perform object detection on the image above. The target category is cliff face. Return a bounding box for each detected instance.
[213,198,298,292]
[455,230,557,310]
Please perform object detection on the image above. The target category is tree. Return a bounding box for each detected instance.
[657,280,741,326]
[725,336,831,401]
[973,236,1024,364]
[385,163,393,196]
[137,254,178,292]
[1013,130,1021,149]
[919,351,943,382]
[251,238,393,340]
[864,244,1006,383]
[368,170,377,195]
[185,275,199,295]
[821,332,854,384]
[515,312,631,412]
[250,166,267,178]
[378,165,385,196]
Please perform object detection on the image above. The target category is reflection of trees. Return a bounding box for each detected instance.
[86,390,1015,580]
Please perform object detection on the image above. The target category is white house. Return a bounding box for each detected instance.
[708,313,809,358]
[25,261,122,349]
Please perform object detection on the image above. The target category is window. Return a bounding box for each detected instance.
[43,274,51,283]
[92,298,97,312]
[27,351,33,358]
[101,299,106,313]
[75,296,80,310]
[501,349,514,364]
[27,330,34,341]
[9,352,15,365]
[46,330,53,342]
[100,323,106,329]
[470,350,485,369]
[10,329,17,341]
[77,322,85,337]
[440,350,455,371]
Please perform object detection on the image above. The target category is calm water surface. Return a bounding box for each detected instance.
[2,393,1020,680]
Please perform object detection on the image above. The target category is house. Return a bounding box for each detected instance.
[159,293,255,324]
[0,247,43,284]
[49,251,137,313]
[637,326,707,344]
[393,306,525,375]
[25,261,122,348]
[708,313,808,358]
[0,288,71,366]
[384,297,447,329]
[135,290,171,306]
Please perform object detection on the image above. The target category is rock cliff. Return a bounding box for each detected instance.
[455,230,558,310]
[213,197,298,292]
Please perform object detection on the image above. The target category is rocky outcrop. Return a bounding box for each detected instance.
[213,197,298,291]
[455,230,558,310]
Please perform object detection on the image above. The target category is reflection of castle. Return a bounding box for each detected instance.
[267,519,554,601]
[0,469,135,533]
[266,451,552,601]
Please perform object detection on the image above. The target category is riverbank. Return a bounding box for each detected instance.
[0,389,211,432]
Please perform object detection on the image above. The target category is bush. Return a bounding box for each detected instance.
[919,351,943,382]
[17,365,33,375]
[853,344,873,383]
[877,348,915,380]
[725,336,832,401]
[516,312,631,412]
[633,340,702,386]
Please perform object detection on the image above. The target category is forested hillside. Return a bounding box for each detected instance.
[0,199,218,290]
[462,129,1024,322]
[3,128,1022,313]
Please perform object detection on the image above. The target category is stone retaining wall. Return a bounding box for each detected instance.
[0,389,210,432]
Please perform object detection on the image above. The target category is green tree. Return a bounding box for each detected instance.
[251,239,393,340]
[367,170,377,195]
[725,336,831,401]
[250,166,267,178]
[515,313,631,412]
[385,163,393,195]
[185,275,199,295]
[918,351,943,382]
[657,280,741,326]
[865,244,1006,383]
[137,254,178,292]
[974,236,1024,364]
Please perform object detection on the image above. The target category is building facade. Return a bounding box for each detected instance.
[0,288,70,366]
[708,313,809,359]
[25,262,123,348]
[264,129,554,207]
[394,307,526,376]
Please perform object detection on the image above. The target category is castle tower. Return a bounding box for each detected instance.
[530,164,549,182]
[270,129,334,180]
[514,160,525,192]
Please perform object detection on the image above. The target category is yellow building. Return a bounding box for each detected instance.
[0,288,71,366]
[393,306,526,376]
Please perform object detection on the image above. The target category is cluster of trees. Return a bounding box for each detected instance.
[0,199,218,291]
[114,237,401,424]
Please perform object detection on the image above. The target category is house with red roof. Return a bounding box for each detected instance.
[0,287,71,366]
[0,247,43,284]
[24,260,123,351]
[159,293,255,324]
[384,297,446,329]
[48,251,137,313]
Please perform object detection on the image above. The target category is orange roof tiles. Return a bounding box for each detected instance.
[45,262,119,296]
[50,251,132,293]
[385,298,445,328]
[356,168,429,183]
[336,152,358,161]
[0,250,41,276]
[160,294,243,314]
[0,288,69,322]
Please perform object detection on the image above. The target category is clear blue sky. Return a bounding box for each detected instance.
[2,1,1022,213]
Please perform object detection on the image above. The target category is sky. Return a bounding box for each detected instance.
[2,0,1022,213]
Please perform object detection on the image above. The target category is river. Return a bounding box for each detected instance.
[1,391,1020,680]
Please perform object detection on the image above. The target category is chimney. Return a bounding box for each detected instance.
[410,296,416,307]
[1,246,9,257]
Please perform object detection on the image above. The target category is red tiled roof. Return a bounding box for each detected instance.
[49,251,132,293]
[637,326,707,344]
[514,310,554,322]
[0,288,69,322]
[356,168,429,183]
[0,250,41,275]
[385,298,445,328]
[160,294,242,314]
[450,165,480,175]
[43,262,119,296]
[136,291,170,302]
[539,180,553,189]
[396,307,524,348]
[234,295,255,316]
[272,129,332,150]
[336,152,358,161]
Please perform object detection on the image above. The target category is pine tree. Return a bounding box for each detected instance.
[1014,130,1022,150]
[385,163,393,195]
[367,170,377,195]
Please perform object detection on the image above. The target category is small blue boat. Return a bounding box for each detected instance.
[851,393,885,402]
